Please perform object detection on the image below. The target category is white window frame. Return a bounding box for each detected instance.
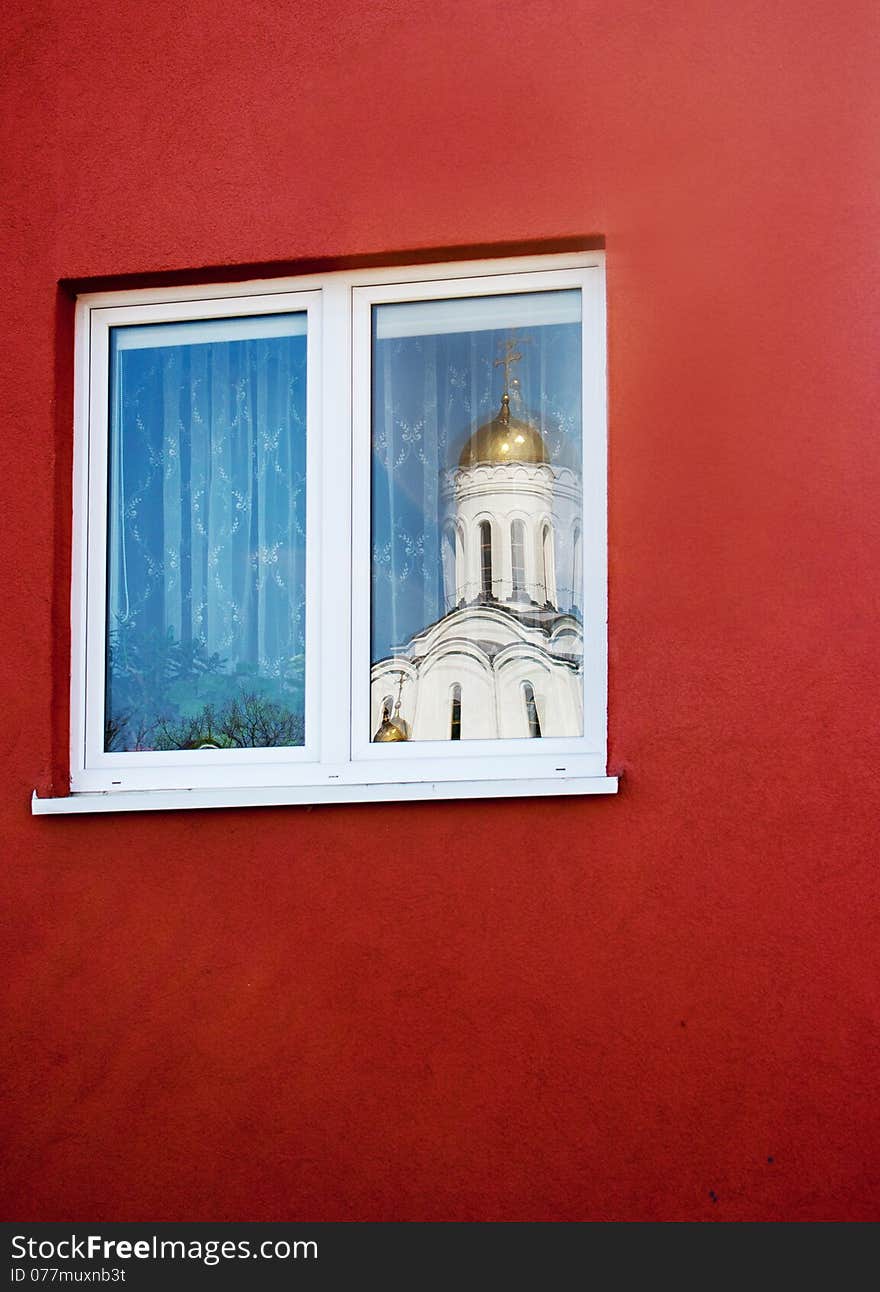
[33,252,616,814]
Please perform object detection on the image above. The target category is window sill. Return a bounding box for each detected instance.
[32,776,618,816]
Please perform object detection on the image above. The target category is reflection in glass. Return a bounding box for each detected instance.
[450,684,462,741]
[479,520,493,597]
[370,290,584,742]
[523,681,542,738]
[511,519,526,598]
[105,314,307,751]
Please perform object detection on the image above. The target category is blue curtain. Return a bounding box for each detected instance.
[106,320,307,750]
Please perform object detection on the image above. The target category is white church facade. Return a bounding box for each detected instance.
[371,372,584,743]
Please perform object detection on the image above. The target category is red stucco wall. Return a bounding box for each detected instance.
[2,0,878,1221]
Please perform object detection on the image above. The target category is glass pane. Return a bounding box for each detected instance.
[105,314,307,751]
[370,290,584,742]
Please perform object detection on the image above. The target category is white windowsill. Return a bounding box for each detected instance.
[31,776,618,816]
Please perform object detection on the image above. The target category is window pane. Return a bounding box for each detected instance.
[105,314,307,751]
[370,290,584,742]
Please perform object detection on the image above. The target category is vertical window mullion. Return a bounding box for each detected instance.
[317,279,353,767]
[82,310,113,771]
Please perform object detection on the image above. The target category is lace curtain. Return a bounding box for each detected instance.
[106,317,308,750]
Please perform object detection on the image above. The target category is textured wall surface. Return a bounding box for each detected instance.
[1,0,878,1220]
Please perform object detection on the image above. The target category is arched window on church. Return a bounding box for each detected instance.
[523,682,542,738]
[510,519,526,597]
[542,523,556,606]
[479,521,493,597]
[450,684,462,740]
[455,524,465,602]
[442,524,456,610]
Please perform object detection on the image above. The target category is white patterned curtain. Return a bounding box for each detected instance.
[106,315,308,750]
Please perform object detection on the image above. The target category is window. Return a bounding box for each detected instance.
[49,253,615,813]
[542,523,556,607]
[479,521,494,597]
[450,684,462,741]
[510,519,526,598]
[571,523,583,614]
[523,682,542,739]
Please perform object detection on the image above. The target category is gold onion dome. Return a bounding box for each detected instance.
[458,394,550,468]
[373,712,408,742]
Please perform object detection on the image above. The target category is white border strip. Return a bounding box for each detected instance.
[33,777,618,815]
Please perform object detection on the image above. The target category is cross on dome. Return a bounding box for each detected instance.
[493,335,526,397]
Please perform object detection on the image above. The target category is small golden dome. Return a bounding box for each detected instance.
[458,394,550,468]
[373,713,408,742]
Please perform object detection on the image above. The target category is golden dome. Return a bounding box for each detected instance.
[373,713,408,742]
[458,394,550,468]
